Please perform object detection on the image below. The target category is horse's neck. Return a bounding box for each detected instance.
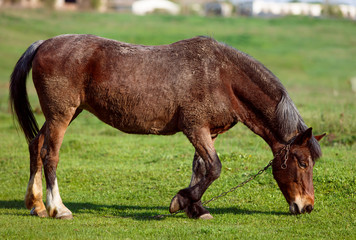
[222,43,303,153]
[240,112,286,154]
[229,69,295,153]
[229,75,286,151]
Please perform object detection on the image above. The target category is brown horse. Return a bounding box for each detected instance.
[10,35,325,219]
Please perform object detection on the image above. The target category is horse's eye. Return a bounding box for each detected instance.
[298,160,307,168]
[294,155,307,169]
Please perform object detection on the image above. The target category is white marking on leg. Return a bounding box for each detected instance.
[33,171,42,196]
[25,170,43,209]
[47,178,61,210]
[46,178,72,218]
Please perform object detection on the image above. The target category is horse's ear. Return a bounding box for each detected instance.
[314,133,326,142]
[294,127,313,146]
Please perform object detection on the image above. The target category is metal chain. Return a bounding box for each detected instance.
[201,158,274,206]
[201,144,291,207]
[153,157,274,219]
[153,144,291,219]
[281,144,290,169]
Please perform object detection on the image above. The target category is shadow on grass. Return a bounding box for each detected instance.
[0,199,24,209]
[0,199,289,220]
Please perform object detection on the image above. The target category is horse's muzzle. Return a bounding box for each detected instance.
[289,202,314,214]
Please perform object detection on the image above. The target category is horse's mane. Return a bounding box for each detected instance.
[216,39,322,160]
[276,93,322,160]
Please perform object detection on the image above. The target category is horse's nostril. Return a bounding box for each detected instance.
[305,205,314,213]
[294,203,300,213]
[290,202,300,214]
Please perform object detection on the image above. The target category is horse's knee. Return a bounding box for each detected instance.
[209,154,222,181]
[193,156,206,174]
[210,167,221,181]
[190,156,206,187]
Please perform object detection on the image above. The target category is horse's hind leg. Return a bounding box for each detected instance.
[25,124,48,217]
[41,109,79,219]
[25,109,82,218]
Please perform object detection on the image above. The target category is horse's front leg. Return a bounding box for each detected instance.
[170,128,221,219]
[189,152,206,188]
[189,135,217,187]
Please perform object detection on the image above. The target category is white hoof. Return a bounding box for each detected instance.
[199,213,213,220]
[169,195,180,213]
[55,211,73,220]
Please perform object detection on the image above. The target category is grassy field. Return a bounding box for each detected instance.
[0,9,355,239]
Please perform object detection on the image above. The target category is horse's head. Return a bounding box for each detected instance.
[272,128,325,214]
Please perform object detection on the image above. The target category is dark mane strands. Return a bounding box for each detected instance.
[217,40,322,160]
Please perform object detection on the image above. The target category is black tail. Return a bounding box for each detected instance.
[9,40,44,143]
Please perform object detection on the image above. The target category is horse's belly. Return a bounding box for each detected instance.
[85,94,180,135]
[110,113,180,135]
[118,118,179,135]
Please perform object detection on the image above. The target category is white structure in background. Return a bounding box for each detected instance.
[237,0,356,19]
[52,0,108,12]
[0,0,40,8]
[339,4,356,19]
[204,2,234,16]
[132,0,180,15]
[238,1,322,16]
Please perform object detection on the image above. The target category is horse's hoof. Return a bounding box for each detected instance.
[199,213,213,220]
[37,210,49,218]
[169,195,180,213]
[56,213,73,220]
[30,207,48,217]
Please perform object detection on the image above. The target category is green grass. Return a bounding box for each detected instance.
[0,9,355,239]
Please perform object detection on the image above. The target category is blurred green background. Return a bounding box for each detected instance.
[0,7,355,240]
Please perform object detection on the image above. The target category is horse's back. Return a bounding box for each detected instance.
[31,34,237,135]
